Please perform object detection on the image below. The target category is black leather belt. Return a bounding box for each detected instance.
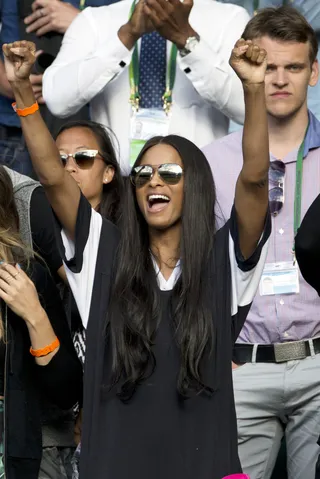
[233,338,320,363]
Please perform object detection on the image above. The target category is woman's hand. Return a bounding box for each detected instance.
[229,38,267,87]
[3,41,36,83]
[0,263,43,322]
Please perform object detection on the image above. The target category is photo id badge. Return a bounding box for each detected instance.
[259,262,300,296]
[130,109,170,166]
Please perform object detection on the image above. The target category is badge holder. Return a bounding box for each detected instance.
[129,108,171,166]
[259,261,299,296]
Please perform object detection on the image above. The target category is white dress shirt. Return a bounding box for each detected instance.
[43,0,249,172]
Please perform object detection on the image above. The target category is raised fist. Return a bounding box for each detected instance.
[230,39,267,86]
[3,41,36,83]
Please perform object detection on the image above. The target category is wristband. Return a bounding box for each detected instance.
[12,101,39,117]
[30,337,60,357]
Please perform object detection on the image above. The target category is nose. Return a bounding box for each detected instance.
[272,68,289,88]
[149,169,163,187]
[64,156,77,174]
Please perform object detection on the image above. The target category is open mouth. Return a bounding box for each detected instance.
[147,194,170,213]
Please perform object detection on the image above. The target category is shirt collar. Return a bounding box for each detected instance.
[303,110,320,157]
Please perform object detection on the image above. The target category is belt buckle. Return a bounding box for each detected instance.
[274,341,307,363]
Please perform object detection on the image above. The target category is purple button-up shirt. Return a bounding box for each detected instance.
[203,112,320,345]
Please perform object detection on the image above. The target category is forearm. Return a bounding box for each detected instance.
[10,80,64,186]
[235,84,269,259]
[44,12,133,117]
[241,84,269,183]
[179,42,245,123]
[178,9,249,123]
[25,306,59,366]
[10,79,80,237]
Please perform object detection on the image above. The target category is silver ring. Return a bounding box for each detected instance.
[13,272,19,279]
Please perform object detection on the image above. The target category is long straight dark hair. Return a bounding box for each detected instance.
[56,120,123,223]
[108,135,217,401]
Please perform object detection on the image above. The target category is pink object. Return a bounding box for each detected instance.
[222,475,250,479]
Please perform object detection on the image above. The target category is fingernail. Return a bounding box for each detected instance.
[0,261,3,265]
[26,28,30,33]
[17,263,21,269]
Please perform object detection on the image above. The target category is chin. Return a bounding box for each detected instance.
[145,214,180,231]
[146,218,172,230]
[267,103,303,120]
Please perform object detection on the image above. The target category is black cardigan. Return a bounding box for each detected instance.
[295,193,320,296]
[4,260,82,478]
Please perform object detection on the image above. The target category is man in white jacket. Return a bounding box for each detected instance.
[43,0,249,171]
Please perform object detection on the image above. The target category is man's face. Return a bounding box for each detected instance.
[254,36,318,120]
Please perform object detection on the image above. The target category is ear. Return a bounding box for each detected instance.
[103,165,115,184]
[309,59,319,87]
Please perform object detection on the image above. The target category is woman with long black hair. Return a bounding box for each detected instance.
[5,39,270,479]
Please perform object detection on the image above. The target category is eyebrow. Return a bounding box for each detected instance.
[267,62,307,68]
[58,145,94,151]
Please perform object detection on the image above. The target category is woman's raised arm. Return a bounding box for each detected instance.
[230,39,269,259]
[3,41,80,240]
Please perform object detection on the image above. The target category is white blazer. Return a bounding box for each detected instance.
[43,0,250,172]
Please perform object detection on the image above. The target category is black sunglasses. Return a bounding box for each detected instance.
[130,163,183,188]
[60,149,100,169]
[269,160,285,216]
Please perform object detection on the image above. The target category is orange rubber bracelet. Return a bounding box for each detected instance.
[30,337,60,357]
[12,101,39,117]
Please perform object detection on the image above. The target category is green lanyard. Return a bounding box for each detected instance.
[79,0,86,11]
[292,126,309,257]
[128,1,178,114]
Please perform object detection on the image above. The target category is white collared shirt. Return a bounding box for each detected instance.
[43,0,250,173]
[151,256,181,291]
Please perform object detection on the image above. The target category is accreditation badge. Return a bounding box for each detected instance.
[129,109,170,166]
[259,262,300,296]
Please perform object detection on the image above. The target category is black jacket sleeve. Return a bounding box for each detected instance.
[30,261,83,409]
[295,193,320,296]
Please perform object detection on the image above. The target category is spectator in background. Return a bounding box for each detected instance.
[0,165,82,479]
[43,0,250,172]
[54,119,124,474]
[0,0,119,177]
[219,0,320,121]
[203,6,320,479]
[55,119,124,365]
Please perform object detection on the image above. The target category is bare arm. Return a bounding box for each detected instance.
[230,40,269,259]
[3,41,80,239]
